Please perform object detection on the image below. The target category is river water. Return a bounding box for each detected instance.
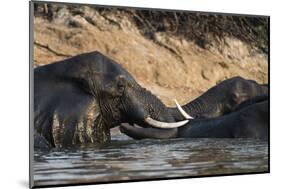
[33,133,269,187]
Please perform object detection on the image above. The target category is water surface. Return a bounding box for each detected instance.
[33,134,268,187]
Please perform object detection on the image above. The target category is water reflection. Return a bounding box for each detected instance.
[33,134,268,187]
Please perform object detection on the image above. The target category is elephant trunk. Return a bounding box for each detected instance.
[174,99,194,119]
[169,93,218,121]
[182,97,210,117]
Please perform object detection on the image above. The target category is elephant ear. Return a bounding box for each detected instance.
[102,75,127,97]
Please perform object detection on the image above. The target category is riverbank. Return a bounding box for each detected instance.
[33,4,268,106]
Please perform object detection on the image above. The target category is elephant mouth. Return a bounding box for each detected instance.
[143,99,194,129]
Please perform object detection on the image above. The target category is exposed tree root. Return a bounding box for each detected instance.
[153,39,185,64]
[34,41,72,57]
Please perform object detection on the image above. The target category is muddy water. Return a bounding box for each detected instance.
[33,134,268,187]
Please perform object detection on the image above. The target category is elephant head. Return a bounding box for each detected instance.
[34,51,191,147]
[98,75,189,129]
[169,76,268,121]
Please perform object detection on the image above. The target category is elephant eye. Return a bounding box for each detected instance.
[149,107,155,114]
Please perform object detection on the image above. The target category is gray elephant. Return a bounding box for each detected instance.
[120,77,269,140]
[120,95,268,140]
[169,76,268,120]
[34,51,187,148]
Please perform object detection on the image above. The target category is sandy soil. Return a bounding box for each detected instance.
[33,7,268,106]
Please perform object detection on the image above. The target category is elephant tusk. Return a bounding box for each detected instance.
[144,117,189,129]
[174,99,194,119]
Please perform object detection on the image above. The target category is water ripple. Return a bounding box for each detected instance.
[33,136,268,187]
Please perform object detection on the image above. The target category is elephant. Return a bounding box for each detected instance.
[120,96,269,140]
[169,76,268,121]
[34,51,188,148]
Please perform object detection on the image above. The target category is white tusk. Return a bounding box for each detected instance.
[144,117,189,129]
[174,99,194,119]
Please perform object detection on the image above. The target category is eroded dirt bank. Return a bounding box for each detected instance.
[33,5,268,106]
